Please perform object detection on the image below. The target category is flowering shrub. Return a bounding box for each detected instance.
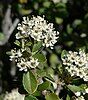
[3,15,88,100]
[0,0,88,100]
[3,16,61,100]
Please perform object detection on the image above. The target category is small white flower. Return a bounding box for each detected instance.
[4,89,25,100]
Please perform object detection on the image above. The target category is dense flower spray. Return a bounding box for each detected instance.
[10,49,39,71]
[62,50,88,81]
[16,16,59,49]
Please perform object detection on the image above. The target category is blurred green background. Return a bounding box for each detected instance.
[0,0,88,95]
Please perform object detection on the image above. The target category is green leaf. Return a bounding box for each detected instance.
[37,69,46,77]
[32,42,42,53]
[73,19,82,28]
[25,95,38,100]
[33,90,41,97]
[33,53,46,62]
[14,40,20,46]
[50,54,58,64]
[67,24,73,34]
[43,1,51,8]
[45,93,60,100]
[38,81,51,91]
[67,85,84,93]
[46,68,54,76]
[66,95,70,100]
[61,50,67,59]
[0,32,4,40]
[23,71,38,94]
[55,17,63,24]
[39,8,45,15]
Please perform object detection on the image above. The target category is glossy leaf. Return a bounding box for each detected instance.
[46,67,54,76]
[67,85,84,92]
[45,93,60,100]
[37,69,46,77]
[38,81,51,91]
[32,41,42,53]
[23,71,38,94]
[33,53,46,62]
[33,90,41,97]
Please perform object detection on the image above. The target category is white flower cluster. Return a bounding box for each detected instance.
[10,49,39,71]
[62,50,88,81]
[4,89,25,100]
[16,16,59,49]
[17,56,39,71]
